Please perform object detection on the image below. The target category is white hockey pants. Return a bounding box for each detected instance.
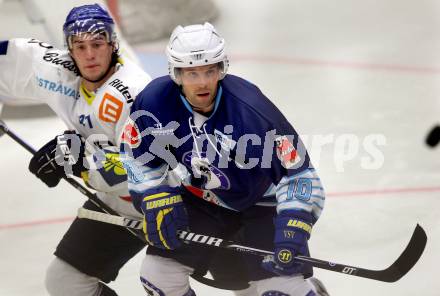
[140,255,329,296]
[45,257,117,296]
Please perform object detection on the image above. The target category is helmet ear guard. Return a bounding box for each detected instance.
[171,68,183,85]
[166,22,229,84]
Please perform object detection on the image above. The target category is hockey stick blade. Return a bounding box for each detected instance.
[363,224,427,282]
[78,208,427,282]
[296,224,426,282]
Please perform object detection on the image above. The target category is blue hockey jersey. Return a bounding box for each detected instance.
[122,74,325,221]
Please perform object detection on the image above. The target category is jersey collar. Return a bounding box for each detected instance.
[80,83,96,105]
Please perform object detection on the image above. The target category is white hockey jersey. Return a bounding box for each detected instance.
[0,38,152,218]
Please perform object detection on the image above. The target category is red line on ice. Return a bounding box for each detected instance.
[0,217,74,230]
[1,186,439,230]
[136,48,440,75]
[328,186,440,197]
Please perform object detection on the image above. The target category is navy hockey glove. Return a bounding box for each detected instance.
[29,131,86,187]
[138,185,188,250]
[262,210,313,276]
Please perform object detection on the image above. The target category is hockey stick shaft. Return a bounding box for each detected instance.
[0,120,146,242]
[1,121,241,289]
[78,207,427,282]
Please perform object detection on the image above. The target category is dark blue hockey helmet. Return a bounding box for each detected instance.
[63,3,116,49]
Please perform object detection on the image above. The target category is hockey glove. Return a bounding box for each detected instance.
[29,131,86,187]
[138,185,188,250]
[262,210,313,276]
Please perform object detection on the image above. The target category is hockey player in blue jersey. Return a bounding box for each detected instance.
[121,22,329,295]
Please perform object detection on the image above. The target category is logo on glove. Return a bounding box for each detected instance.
[287,219,312,234]
[277,249,293,263]
[144,192,183,209]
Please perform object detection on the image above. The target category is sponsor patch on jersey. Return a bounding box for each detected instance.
[0,40,9,55]
[121,118,141,148]
[94,152,127,186]
[28,38,53,49]
[36,76,78,99]
[122,158,145,183]
[214,128,236,152]
[275,136,300,169]
[30,38,80,75]
[42,52,79,75]
[182,151,231,191]
[99,93,123,123]
[108,78,133,104]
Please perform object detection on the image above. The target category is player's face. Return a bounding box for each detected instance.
[180,64,221,113]
[70,34,114,82]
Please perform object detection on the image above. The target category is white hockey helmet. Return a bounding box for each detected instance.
[166,22,229,84]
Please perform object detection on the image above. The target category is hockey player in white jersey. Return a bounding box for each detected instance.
[0,4,151,296]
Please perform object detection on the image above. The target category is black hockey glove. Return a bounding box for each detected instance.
[29,131,86,187]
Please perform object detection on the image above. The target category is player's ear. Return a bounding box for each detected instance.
[111,41,119,54]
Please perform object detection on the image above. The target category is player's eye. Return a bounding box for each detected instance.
[187,72,198,79]
[206,69,217,77]
[92,42,104,49]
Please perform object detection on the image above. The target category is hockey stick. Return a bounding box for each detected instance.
[0,121,242,290]
[77,207,427,283]
[0,120,146,242]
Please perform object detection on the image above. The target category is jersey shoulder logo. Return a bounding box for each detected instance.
[121,118,141,148]
[275,135,301,169]
[99,93,123,123]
